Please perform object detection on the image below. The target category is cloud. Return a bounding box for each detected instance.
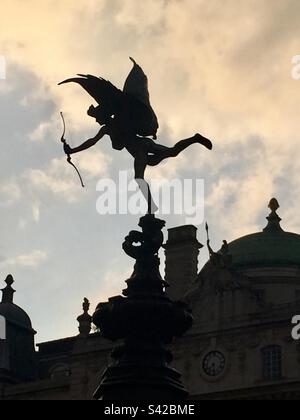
[24,149,111,202]
[77,149,112,179]
[0,179,22,207]
[29,121,54,143]
[32,202,41,223]
[94,265,132,303]
[0,250,48,269]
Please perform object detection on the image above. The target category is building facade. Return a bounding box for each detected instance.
[1,200,300,400]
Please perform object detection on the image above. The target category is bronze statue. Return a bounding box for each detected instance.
[59,58,213,213]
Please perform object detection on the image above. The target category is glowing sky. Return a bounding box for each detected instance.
[0,0,300,342]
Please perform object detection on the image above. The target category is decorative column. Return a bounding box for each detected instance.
[92,215,193,400]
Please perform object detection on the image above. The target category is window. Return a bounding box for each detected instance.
[0,315,6,340]
[49,363,71,380]
[262,345,282,381]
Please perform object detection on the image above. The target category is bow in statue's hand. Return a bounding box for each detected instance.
[63,142,72,157]
[60,112,85,188]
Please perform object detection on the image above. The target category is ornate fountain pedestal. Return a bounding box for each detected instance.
[93,215,193,400]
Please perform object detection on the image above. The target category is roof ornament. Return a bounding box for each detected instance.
[269,198,280,213]
[77,298,93,337]
[264,198,283,233]
[1,275,15,304]
[205,223,232,269]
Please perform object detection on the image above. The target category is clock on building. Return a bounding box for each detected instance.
[203,351,226,377]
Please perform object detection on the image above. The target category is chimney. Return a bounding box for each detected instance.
[164,225,203,300]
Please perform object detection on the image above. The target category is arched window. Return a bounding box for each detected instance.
[261,345,282,381]
[0,315,6,340]
[49,363,71,380]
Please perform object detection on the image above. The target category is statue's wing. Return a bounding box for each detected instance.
[59,75,123,109]
[123,58,159,138]
[59,64,159,138]
[123,58,151,108]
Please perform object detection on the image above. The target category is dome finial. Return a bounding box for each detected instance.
[1,275,16,304]
[268,198,280,213]
[264,198,283,233]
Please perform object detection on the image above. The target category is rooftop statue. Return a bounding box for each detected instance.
[59,58,213,213]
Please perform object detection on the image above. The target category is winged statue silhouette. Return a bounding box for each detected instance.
[59,58,213,214]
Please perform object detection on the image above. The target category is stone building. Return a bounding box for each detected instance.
[0,199,299,400]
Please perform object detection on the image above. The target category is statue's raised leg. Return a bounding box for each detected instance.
[148,133,213,167]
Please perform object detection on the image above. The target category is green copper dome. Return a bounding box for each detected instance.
[227,199,300,269]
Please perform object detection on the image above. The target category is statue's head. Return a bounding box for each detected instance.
[87,105,112,125]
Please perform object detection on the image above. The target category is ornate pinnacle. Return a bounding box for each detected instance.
[1,275,16,304]
[268,198,280,213]
[264,198,283,233]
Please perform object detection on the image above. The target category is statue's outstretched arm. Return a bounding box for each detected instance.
[66,126,108,155]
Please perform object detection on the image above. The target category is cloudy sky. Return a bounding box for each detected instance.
[0,0,300,342]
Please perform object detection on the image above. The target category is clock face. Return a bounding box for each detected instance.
[203,351,226,377]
